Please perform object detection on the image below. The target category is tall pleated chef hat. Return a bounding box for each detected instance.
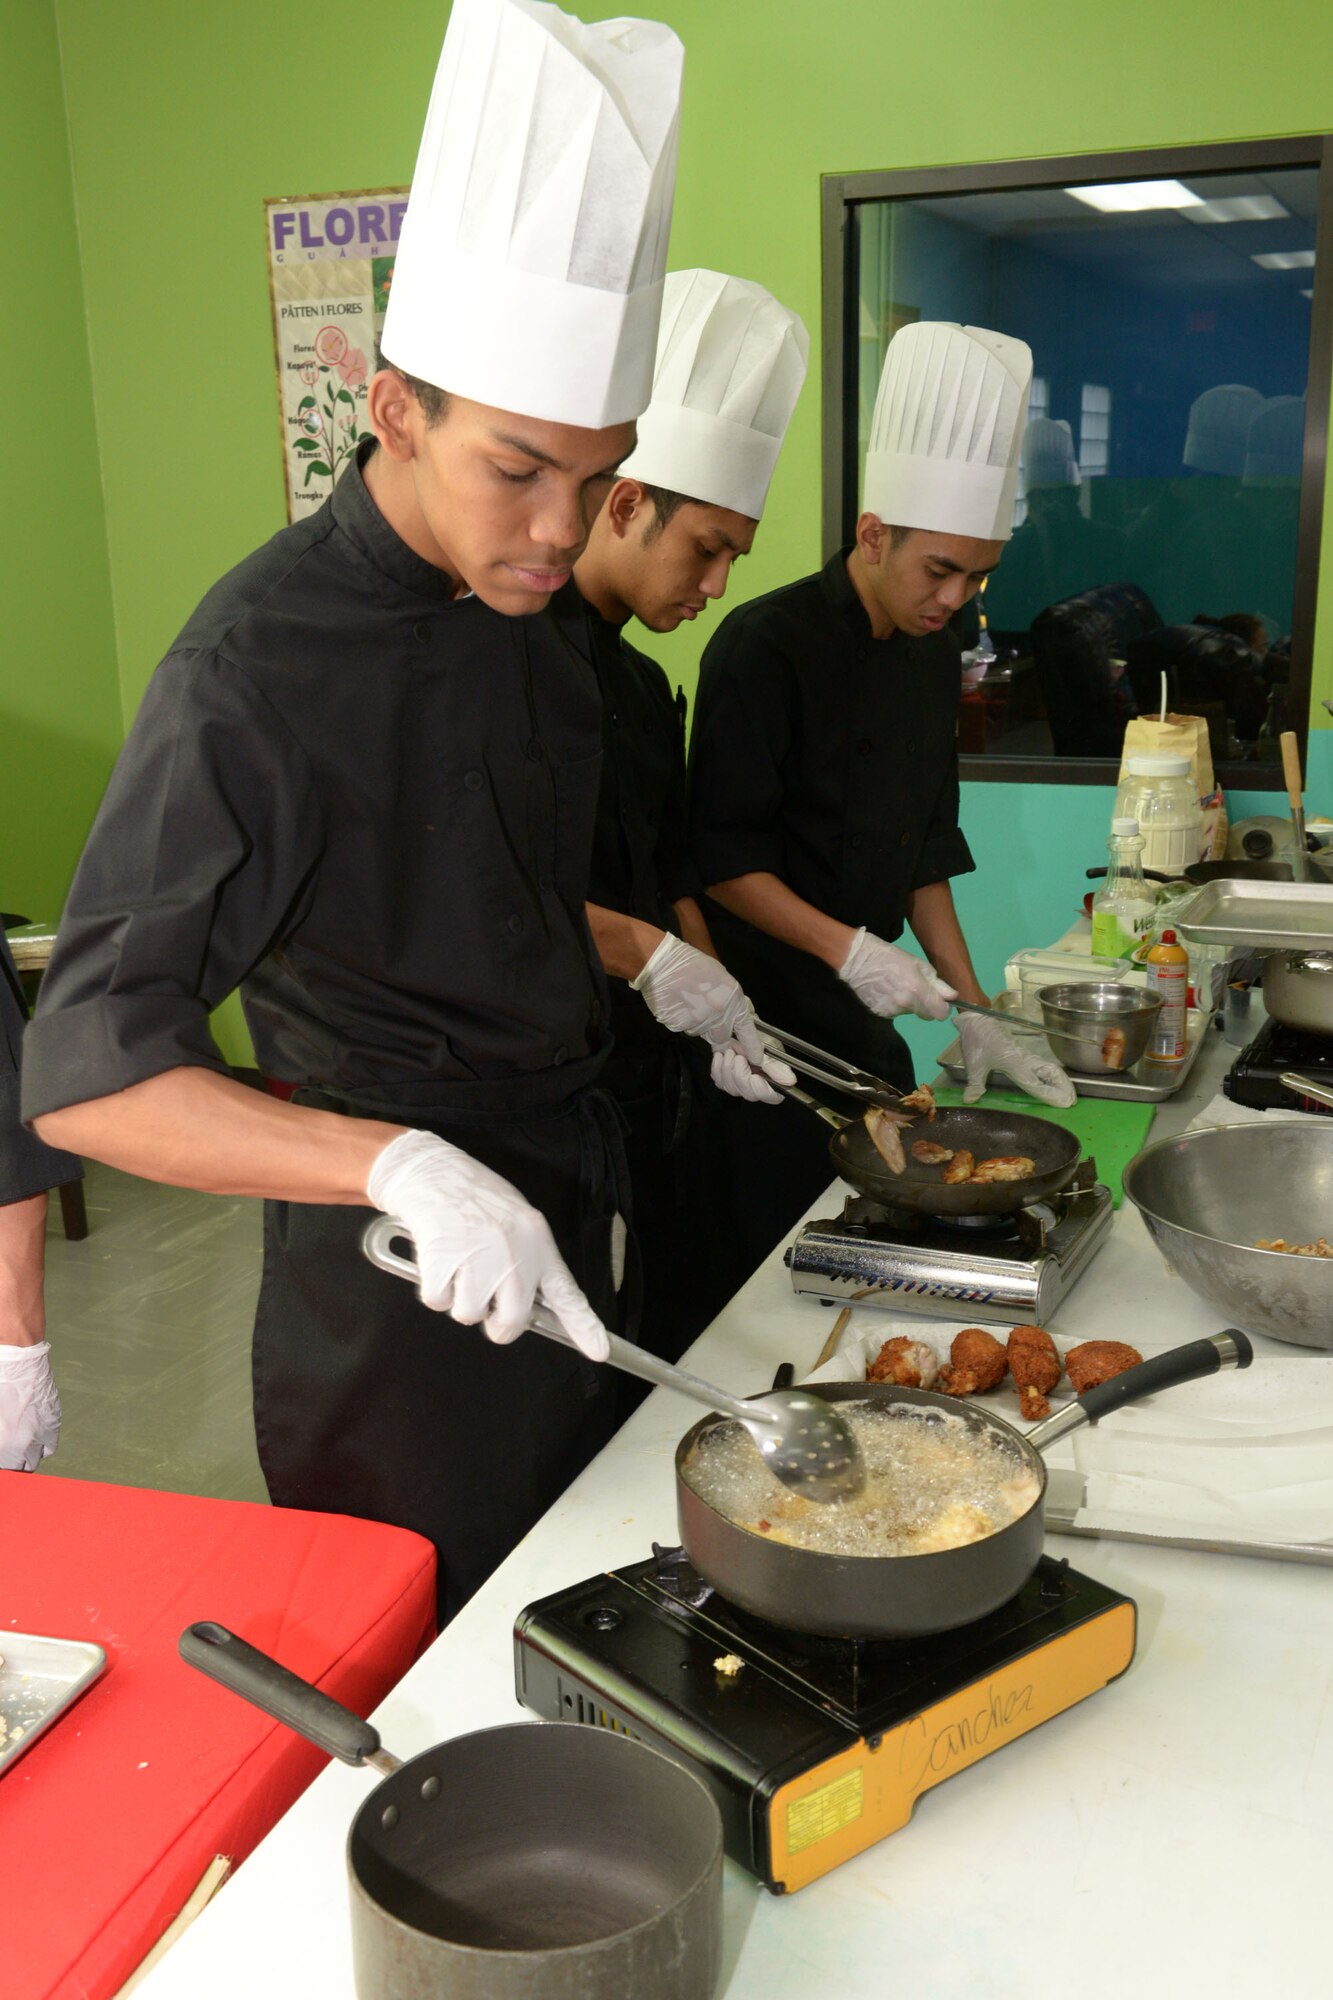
[616,270,810,519]
[862,322,1033,542]
[1024,416,1079,491]
[1183,383,1264,475]
[381,0,684,428]
[1243,395,1306,483]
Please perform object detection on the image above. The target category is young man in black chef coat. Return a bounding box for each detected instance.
[21,1,738,1624]
[689,322,1075,1264]
[572,270,808,1356]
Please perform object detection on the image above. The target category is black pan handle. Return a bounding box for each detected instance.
[1085,865,1173,883]
[1027,1330,1254,1452]
[179,1620,385,1767]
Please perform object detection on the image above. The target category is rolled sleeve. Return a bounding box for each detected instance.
[0,934,81,1199]
[22,651,322,1123]
[689,622,793,887]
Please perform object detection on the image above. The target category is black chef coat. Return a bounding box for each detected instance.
[1,931,80,1207]
[576,603,739,1359]
[23,441,623,1621]
[687,547,975,1265]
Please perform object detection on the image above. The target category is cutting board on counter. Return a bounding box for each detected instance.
[931,1085,1155,1205]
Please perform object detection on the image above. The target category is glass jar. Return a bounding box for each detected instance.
[1113,755,1203,878]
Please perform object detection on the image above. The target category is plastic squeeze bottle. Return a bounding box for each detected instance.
[1146,928,1190,1063]
[1090,819,1157,960]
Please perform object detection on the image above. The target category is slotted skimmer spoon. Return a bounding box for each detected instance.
[361,1216,864,1503]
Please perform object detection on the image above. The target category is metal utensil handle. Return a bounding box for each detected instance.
[179,1621,394,1770]
[1280,1070,1333,1111]
[1027,1331,1254,1451]
[753,1018,903,1100]
[1279,731,1311,883]
[359,1217,768,1428]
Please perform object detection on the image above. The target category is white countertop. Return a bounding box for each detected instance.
[138,1029,1333,2000]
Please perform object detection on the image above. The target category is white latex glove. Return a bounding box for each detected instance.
[958,1011,1078,1109]
[837,927,956,1021]
[0,1341,61,1472]
[366,1131,610,1359]
[631,935,795,1106]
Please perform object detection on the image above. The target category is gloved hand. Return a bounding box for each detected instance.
[837,927,956,1021]
[958,1011,1078,1109]
[0,1341,61,1472]
[366,1131,610,1359]
[631,935,795,1106]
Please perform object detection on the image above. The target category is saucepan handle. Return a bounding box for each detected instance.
[179,1621,395,1770]
[1026,1330,1254,1452]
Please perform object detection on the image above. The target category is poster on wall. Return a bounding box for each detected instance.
[265,189,408,522]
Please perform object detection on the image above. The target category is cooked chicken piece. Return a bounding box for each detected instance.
[1007,1323,1061,1421]
[938,1326,1008,1396]
[867,1335,939,1389]
[941,1148,976,1185]
[1257,1236,1333,1257]
[968,1154,1036,1183]
[1101,1026,1129,1070]
[1065,1339,1143,1394]
[910,1138,954,1165]
[909,1503,996,1554]
[863,1104,910,1175]
[897,1083,937,1123]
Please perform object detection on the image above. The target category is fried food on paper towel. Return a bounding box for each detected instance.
[1064,1339,1143,1394]
[866,1335,939,1389]
[1006,1323,1062,1421]
[938,1327,1008,1396]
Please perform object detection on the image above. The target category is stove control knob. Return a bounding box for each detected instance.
[584,1605,624,1633]
[1038,1560,1070,1605]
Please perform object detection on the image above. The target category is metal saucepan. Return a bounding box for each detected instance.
[1261,951,1333,1038]
[1089,858,1333,887]
[786,1081,1083,1216]
[675,1333,1252,1639]
[179,1623,723,2000]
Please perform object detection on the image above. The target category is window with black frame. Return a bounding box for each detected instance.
[828,146,1329,782]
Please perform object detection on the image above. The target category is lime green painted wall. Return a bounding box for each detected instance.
[44,0,1333,1068]
[2,0,120,923]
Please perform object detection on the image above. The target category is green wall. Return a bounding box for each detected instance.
[2,0,120,924]
[28,0,1333,1065]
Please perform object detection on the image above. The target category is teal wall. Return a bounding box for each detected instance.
[17,0,1333,1064]
[2,0,121,923]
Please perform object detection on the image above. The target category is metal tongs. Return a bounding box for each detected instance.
[753,1019,911,1108]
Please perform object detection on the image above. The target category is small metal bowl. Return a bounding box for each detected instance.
[1036,981,1162,1074]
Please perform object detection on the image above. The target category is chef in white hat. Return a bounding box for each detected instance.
[689,320,1073,1268]
[568,269,807,1357]
[26,0,699,1623]
[984,412,1127,633]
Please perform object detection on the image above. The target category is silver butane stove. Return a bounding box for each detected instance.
[785,1161,1112,1326]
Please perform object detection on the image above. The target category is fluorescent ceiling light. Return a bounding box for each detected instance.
[1065,179,1204,213]
[1187,194,1289,223]
[1252,249,1316,269]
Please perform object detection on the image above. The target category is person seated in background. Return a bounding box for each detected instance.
[983,417,1126,639]
[0,929,81,1470]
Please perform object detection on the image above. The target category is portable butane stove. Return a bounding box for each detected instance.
[785,1162,1113,1326]
[1225,1017,1333,1115]
[515,1545,1135,1894]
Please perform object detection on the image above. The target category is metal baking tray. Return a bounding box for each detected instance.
[1174,878,1333,950]
[0,1632,108,1775]
[936,990,1210,1101]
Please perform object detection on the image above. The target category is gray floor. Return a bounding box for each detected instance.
[37,1161,268,1502]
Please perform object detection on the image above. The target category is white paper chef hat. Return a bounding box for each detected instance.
[1183,383,1264,474]
[382,0,684,428]
[1023,416,1079,491]
[616,270,809,518]
[862,322,1033,541]
[1243,395,1306,482]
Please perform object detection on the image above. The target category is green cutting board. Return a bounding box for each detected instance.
[931,1085,1155,1207]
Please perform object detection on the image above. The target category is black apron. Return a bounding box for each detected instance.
[253,1053,629,1626]
[703,908,916,1274]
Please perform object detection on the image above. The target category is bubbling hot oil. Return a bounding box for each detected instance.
[683,1401,1040,1557]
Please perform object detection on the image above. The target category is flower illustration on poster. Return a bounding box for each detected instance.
[265,189,408,521]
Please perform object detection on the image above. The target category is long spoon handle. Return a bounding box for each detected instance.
[359,1216,765,1426]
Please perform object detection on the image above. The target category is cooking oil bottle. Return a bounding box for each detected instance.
[1145,927,1190,1063]
[1091,819,1156,960]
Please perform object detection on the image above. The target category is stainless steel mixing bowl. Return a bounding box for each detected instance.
[1037,981,1162,1073]
[1123,1123,1333,1350]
